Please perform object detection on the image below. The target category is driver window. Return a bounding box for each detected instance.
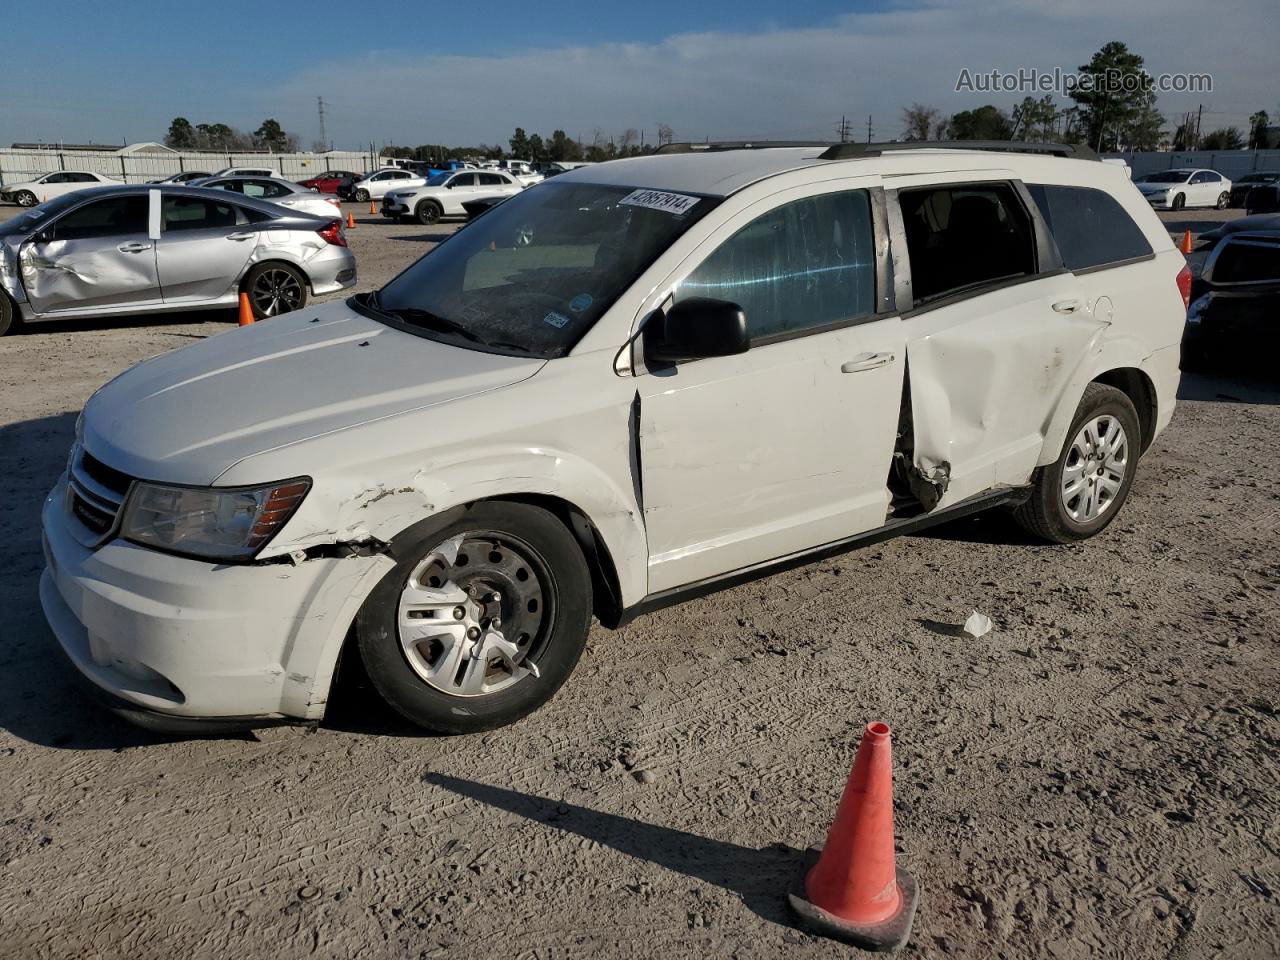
[50,195,149,240]
[676,190,877,344]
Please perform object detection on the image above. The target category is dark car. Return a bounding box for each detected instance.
[300,170,362,194]
[1245,184,1280,215]
[1183,229,1280,371]
[1228,171,1280,208]
[461,195,508,220]
[148,171,213,184]
[1195,211,1280,250]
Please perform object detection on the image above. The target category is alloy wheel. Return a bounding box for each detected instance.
[1060,414,1128,523]
[397,532,551,697]
[250,268,304,317]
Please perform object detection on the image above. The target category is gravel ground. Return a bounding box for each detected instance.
[1,203,1277,960]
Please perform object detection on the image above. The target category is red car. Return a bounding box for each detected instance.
[298,170,361,194]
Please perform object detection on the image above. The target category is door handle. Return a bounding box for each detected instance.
[1051,298,1083,315]
[225,232,255,241]
[116,242,152,254]
[840,352,894,373]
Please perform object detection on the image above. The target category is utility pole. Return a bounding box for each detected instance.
[866,115,873,144]
[317,96,327,149]
[1195,103,1203,148]
[836,115,851,143]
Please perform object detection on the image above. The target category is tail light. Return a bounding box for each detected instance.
[1175,263,1192,310]
[317,220,347,247]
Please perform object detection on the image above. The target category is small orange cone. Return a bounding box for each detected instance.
[369,200,377,215]
[789,721,919,951]
[237,292,255,326]
[1180,230,1194,254]
[346,212,356,229]
[42,195,48,203]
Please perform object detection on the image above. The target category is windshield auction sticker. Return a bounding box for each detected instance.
[619,189,701,216]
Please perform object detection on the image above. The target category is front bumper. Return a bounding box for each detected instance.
[40,472,389,728]
[381,197,410,218]
[1143,193,1172,209]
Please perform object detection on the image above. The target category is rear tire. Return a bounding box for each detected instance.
[416,200,443,225]
[1215,191,1230,210]
[243,262,308,319]
[356,501,592,734]
[1013,383,1141,544]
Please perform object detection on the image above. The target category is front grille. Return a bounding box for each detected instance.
[66,446,135,542]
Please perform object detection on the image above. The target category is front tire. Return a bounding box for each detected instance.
[0,291,17,336]
[1171,193,1186,211]
[15,190,37,207]
[416,200,442,225]
[243,262,308,318]
[354,189,370,203]
[1013,383,1141,544]
[356,501,592,734]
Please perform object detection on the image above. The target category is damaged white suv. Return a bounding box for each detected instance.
[41,142,1188,734]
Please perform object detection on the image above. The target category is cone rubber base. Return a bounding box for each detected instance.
[787,846,919,952]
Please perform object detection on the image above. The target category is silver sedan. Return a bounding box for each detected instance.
[0,185,356,335]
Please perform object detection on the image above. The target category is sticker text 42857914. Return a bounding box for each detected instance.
[618,189,701,216]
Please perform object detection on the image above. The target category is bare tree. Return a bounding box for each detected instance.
[657,123,674,146]
[901,103,940,141]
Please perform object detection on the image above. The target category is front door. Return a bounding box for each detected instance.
[637,185,906,593]
[21,192,160,314]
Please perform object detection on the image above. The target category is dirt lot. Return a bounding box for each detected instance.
[1,203,1277,960]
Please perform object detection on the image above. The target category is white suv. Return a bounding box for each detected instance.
[348,168,426,202]
[41,143,1187,734]
[381,169,525,224]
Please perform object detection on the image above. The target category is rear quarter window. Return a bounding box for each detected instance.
[1027,184,1152,272]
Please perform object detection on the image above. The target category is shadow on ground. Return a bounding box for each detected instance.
[423,771,805,928]
[16,309,234,337]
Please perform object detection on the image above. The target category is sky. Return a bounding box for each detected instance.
[0,0,1274,150]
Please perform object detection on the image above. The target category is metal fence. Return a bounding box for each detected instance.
[1103,150,1280,179]
[0,148,390,187]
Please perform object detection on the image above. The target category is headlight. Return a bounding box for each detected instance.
[121,478,310,560]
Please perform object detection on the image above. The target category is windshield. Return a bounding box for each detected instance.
[362,181,719,358]
[1137,171,1192,184]
[425,173,451,186]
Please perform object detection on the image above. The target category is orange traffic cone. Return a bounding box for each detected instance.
[1180,230,1194,254]
[346,212,357,229]
[369,200,377,215]
[237,292,255,326]
[789,722,919,951]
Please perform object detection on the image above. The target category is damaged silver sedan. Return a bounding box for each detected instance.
[0,185,355,335]
[41,142,1185,735]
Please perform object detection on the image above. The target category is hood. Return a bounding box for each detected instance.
[1207,212,1280,243]
[81,301,545,485]
[1136,180,1182,193]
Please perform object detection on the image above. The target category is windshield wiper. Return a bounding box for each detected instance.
[374,301,484,344]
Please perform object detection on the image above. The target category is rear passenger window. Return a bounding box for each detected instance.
[1027,184,1152,271]
[678,190,876,343]
[898,184,1035,305]
[162,196,239,231]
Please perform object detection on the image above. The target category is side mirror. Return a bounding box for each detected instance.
[33,229,54,244]
[644,297,749,365]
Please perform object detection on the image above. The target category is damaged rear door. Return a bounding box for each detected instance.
[890,178,1106,508]
[637,183,905,593]
[156,194,260,304]
[20,192,160,315]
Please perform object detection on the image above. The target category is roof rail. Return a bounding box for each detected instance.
[653,140,833,154]
[817,140,1099,161]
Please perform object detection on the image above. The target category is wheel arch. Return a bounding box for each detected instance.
[239,256,313,295]
[1091,367,1157,453]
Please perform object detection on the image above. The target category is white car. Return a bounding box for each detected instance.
[348,168,426,203]
[213,166,282,179]
[501,160,544,185]
[1134,168,1232,210]
[381,170,525,224]
[194,175,342,220]
[1,171,118,206]
[41,142,1187,735]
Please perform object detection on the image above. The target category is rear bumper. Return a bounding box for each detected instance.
[304,245,358,296]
